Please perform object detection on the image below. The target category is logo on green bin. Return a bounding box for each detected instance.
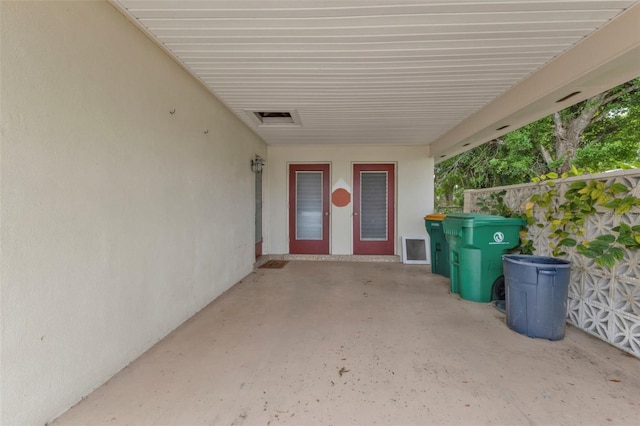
[490,231,509,245]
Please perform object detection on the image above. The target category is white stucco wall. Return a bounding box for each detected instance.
[266,145,434,255]
[0,2,266,424]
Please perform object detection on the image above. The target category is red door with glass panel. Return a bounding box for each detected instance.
[353,164,395,255]
[289,164,330,254]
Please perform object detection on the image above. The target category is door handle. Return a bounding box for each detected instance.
[324,212,329,216]
[354,212,359,216]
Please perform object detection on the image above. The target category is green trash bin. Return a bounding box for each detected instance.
[443,213,525,303]
[424,214,450,277]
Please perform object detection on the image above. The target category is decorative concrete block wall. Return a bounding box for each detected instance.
[465,169,640,358]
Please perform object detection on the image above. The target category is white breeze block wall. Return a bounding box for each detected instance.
[0,2,266,424]
[465,169,640,359]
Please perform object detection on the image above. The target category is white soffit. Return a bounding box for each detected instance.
[112,0,640,156]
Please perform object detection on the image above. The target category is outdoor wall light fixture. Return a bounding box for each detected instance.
[251,155,265,173]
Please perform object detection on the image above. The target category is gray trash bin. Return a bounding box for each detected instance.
[503,255,572,340]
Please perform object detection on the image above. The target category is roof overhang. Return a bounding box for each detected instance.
[430,2,640,162]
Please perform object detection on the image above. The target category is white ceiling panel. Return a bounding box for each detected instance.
[112,0,640,154]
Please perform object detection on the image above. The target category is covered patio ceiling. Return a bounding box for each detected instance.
[111,1,640,161]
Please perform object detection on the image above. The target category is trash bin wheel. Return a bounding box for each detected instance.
[492,275,505,301]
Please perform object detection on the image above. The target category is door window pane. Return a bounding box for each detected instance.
[296,172,323,240]
[360,172,388,240]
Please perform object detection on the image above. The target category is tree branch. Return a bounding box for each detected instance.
[598,81,640,107]
[586,82,640,122]
[552,111,564,128]
[540,144,554,166]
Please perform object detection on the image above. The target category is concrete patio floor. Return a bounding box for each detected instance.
[53,261,640,426]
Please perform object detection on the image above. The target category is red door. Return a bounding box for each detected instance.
[353,164,395,255]
[289,164,330,254]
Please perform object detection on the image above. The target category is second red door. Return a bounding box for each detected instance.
[353,164,395,255]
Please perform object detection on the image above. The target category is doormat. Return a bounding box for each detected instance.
[259,260,289,269]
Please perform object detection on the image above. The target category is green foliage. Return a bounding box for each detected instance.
[440,79,640,264]
[475,166,640,266]
[435,125,549,210]
[486,123,550,182]
[475,190,513,217]
[575,140,640,171]
[435,78,640,211]
[526,169,640,268]
[576,82,640,171]
[553,78,640,173]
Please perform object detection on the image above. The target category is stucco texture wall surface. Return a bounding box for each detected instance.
[0,1,266,424]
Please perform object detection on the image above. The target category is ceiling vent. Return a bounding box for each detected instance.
[245,109,302,127]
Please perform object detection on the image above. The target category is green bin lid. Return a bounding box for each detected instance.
[443,213,525,227]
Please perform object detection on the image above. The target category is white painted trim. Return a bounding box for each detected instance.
[401,235,430,265]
